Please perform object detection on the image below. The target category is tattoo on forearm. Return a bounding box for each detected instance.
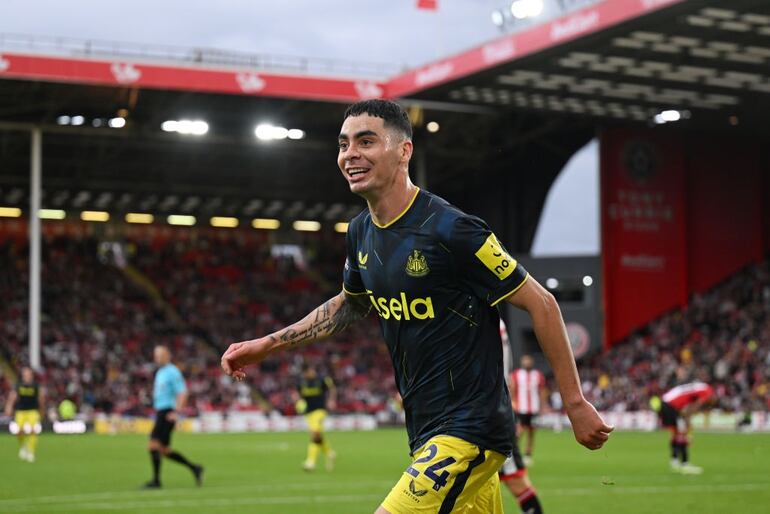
[277,295,370,347]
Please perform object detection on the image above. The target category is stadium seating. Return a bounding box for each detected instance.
[2,227,767,419]
[0,229,396,418]
[577,259,770,413]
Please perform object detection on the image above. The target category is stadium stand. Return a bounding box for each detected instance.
[577,259,770,413]
[0,226,395,420]
[2,220,767,421]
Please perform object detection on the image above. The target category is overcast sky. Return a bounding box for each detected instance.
[531,139,599,256]
[0,0,508,69]
[0,0,599,255]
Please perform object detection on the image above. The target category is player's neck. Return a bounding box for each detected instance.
[365,179,419,227]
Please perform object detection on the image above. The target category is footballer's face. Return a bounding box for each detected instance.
[337,114,410,197]
[521,355,534,370]
[21,367,34,383]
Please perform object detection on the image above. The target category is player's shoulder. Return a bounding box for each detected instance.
[420,190,464,219]
[347,207,370,231]
[419,190,485,240]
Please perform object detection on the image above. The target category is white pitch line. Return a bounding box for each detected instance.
[1,481,768,512]
[0,480,395,506]
[546,482,770,497]
[0,493,385,512]
[534,472,769,484]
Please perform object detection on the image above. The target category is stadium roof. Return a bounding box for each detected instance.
[392,0,770,131]
[0,0,767,244]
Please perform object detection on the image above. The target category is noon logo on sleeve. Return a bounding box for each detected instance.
[474,234,516,280]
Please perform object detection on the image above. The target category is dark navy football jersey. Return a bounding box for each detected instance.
[15,382,40,411]
[298,375,333,413]
[343,188,529,455]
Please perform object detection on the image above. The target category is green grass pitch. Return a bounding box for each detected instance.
[1,429,768,513]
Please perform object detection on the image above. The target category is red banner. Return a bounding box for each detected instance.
[601,129,688,346]
[0,0,687,102]
[0,53,385,103]
[601,130,767,346]
[388,0,686,97]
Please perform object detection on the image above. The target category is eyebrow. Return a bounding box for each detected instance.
[338,129,379,141]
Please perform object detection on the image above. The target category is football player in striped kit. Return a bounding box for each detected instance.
[511,355,548,465]
[654,381,714,474]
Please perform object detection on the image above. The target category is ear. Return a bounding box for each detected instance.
[400,139,414,164]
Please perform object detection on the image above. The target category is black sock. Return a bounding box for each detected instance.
[681,444,689,464]
[517,487,543,514]
[166,450,196,471]
[150,450,161,482]
[670,441,679,461]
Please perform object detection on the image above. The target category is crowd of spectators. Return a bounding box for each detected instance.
[577,259,770,413]
[0,228,395,420]
[2,224,768,421]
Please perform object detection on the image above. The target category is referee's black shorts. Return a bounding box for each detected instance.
[150,409,176,446]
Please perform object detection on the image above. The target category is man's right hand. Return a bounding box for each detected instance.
[221,338,273,381]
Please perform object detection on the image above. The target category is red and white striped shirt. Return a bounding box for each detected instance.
[662,382,714,410]
[511,368,545,415]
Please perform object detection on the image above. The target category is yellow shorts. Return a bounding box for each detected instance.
[305,409,327,433]
[14,410,41,434]
[381,435,506,514]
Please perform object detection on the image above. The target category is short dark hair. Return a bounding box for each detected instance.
[343,99,412,139]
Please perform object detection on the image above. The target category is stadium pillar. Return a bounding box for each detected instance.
[29,127,42,370]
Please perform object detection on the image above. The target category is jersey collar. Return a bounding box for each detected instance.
[371,187,421,229]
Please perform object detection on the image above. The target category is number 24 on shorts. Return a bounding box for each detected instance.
[406,444,456,491]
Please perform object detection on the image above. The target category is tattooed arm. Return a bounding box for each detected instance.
[221,290,370,380]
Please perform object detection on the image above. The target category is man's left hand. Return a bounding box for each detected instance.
[566,398,614,450]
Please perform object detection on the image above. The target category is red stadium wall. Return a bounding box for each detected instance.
[600,129,688,347]
[601,129,766,347]
[685,138,764,293]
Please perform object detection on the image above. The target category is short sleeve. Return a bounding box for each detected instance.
[342,217,367,296]
[447,215,529,306]
[173,369,187,395]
